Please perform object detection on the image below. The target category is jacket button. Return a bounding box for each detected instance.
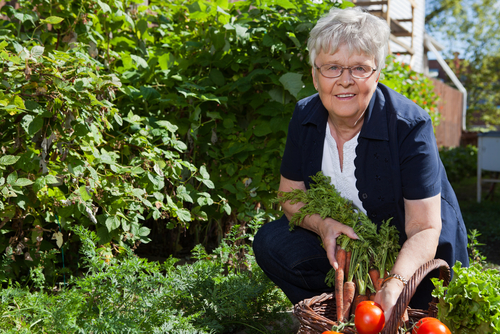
[362,193,368,199]
[371,213,377,218]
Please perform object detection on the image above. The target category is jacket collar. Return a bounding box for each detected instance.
[360,84,389,141]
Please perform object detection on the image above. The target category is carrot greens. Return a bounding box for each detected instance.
[277,171,400,294]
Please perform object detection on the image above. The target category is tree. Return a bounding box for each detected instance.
[425,0,500,129]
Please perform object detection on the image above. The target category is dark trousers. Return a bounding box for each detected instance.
[253,215,435,309]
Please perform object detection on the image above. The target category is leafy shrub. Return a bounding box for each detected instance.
[0,5,227,282]
[439,145,477,183]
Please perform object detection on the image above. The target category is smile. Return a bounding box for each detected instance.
[336,94,355,98]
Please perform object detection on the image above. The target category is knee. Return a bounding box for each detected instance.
[252,216,288,261]
[252,221,272,259]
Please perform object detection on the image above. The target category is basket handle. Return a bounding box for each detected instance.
[381,259,451,334]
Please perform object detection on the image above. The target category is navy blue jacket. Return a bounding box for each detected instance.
[280,83,469,273]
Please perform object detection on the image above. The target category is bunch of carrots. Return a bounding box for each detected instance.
[278,171,400,322]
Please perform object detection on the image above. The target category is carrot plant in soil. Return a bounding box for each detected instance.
[0,218,293,334]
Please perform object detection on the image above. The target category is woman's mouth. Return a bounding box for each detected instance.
[336,93,355,99]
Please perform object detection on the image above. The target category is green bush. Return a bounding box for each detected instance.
[439,145,477,183]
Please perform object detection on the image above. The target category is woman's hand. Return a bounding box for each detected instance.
[278,175,358,269]
[373,278,405,322]
[317,217,358,270]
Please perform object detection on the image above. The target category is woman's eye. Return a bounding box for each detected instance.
[354,66,367,72]
[327,65,340,71]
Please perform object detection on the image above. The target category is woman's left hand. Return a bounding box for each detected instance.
[373,278,405,322]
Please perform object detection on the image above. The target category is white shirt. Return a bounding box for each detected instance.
[321,122,366,214]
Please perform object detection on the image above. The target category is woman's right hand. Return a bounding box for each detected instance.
[317,217,359,270]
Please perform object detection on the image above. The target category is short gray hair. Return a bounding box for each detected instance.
[307,7,390,71]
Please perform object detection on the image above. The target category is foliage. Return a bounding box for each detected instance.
[438,145,477,183]
[432,261,500,333]
[0,1,228,283]
[0,216,291,334]
[425,0,500,129]
[0,0,444,285]
[380,55,440,127]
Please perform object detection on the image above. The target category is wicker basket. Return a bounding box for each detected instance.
[294,259,451,334]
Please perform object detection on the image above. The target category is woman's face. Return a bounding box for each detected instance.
[312,45,380,126]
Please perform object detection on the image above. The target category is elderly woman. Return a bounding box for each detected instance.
[253,7,468,321]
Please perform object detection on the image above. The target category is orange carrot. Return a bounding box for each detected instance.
[351,293,369,313]
[335,247,347,322]
[342,281,356,321]
[369,268,380,291]
[344,250,352,282]
[377,278,385,291]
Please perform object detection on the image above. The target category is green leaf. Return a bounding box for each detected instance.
[13,11,38,24]
[79,186,92,201]
[114,113,123,126]
[253,122,272,137]
[157,120,178,132]
[138,226,150,236]
[132,188,145,197]
[176,208,191,222]
[130,166,145,175]
[201,179,215,189]
[131,55,148,68]
[28,116,44,136]
[30,45,44,58]
[279,72,304,98]
[7,171,18,185]
[105,216,121,231]
[0,155,20,166]
[13,178,33,187]
[44,174,59,185]
[40,16,64,25]
[222,202,231,215]
[199,165,210,180]
[176,185,193,203]
[274,0,297,9]
[97,0,111,13]
[57,205,74,218]
[209,69,226,86]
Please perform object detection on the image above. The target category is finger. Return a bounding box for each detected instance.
[339,225,359,240]
[326,241,338,270]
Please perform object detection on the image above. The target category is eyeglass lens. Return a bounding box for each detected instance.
[319,64,373,78]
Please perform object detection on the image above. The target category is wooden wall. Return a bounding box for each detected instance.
[431,78,464,148]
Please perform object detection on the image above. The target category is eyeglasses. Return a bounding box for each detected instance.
[314,63,377,79]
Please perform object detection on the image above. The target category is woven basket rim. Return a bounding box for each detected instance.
[293,259,450,334]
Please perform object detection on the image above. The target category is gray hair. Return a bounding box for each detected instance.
[307,7,390,71]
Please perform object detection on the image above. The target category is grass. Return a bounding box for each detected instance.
[452,175,500,267]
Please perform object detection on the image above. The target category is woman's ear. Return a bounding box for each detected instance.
[375,72,381,83]
[312,67,318,90]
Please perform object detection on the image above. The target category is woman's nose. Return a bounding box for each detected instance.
[338,68,354,86]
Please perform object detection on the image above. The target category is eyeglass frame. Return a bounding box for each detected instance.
[314,63,378,79]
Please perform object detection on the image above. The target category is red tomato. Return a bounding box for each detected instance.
[412,317,451,334]
[354,301,385,334]
[322,331,341,334]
